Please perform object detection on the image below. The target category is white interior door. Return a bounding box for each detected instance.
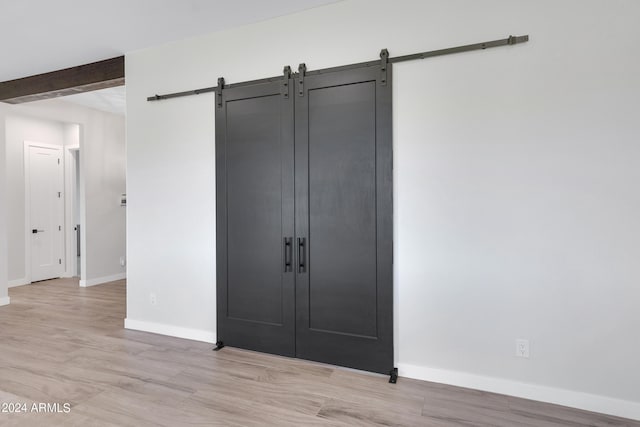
[28,145,64,282]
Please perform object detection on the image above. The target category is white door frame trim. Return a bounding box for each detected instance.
[64,145,80,279]
[23,140,64,284]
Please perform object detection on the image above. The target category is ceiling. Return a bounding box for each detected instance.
[1,0,339,115]
[64,86,127,116]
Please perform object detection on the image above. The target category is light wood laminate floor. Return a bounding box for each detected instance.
[0,278,637,426]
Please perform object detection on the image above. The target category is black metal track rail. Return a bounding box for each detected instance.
[146,35,529,102]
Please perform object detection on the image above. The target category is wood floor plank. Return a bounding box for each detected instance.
[317,397,428,426]
[186,389,343,427]
[1,278,639,426]
[175,368,327,417]
[0,366,102,406]
[65,350,185,385]
[71,388,199,427]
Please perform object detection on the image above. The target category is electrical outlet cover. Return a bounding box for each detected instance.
[516,339,530,358]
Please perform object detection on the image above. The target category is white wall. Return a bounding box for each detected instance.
[79,110,126,285]
[1,100,126,288]
[125,0,640,419]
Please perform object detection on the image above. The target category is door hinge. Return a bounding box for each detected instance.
[282,66,291,99]
[298,63,306,97]
[380,49,389,86]
[59,259,62,265]
[58,192,61,198]
[58,158,60,165]
[59,225,62,231]
[216,77,225,108]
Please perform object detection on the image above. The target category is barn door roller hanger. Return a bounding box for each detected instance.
[146,34,529,102]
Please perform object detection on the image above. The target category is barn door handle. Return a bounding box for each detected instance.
[283,237,292,272]
[298,237,306,273]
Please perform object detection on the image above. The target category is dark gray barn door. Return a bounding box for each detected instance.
[216,79,295,356]
[294,64,393,374]
[216,63,393,374]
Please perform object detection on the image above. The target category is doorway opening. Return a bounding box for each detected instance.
[65,144,83,279]
[20,122,84,285]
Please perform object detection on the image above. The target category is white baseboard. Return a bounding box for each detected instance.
[398,363,640,422]
[79,272,126,287]
[0,296,10,307]
[8,278,29,288]
[124,318,216,344]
